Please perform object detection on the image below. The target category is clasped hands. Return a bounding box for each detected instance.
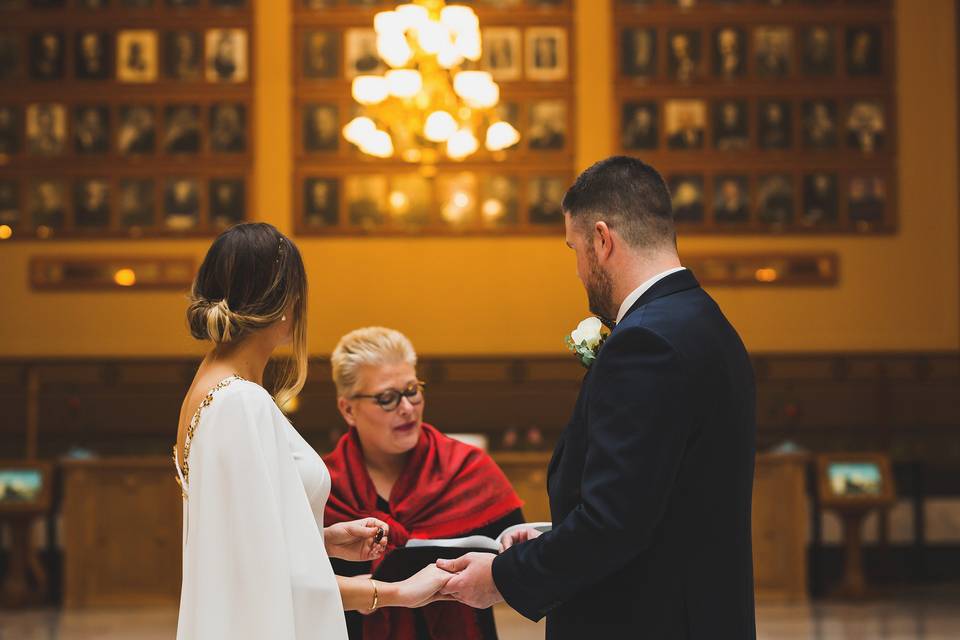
[411,525,544,609]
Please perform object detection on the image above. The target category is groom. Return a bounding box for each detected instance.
[438,156,757,638]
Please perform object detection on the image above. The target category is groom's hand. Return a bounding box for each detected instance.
[437,553,503,609]
[499,526,543,551]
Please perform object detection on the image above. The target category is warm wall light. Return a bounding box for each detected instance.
[0,225,12,240]
[755,268,779,283]
[113,268,137,287]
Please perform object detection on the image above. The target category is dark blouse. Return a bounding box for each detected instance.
[331,499,525,640]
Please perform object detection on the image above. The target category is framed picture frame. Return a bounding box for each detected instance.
[0,461,52,514]
[816,453,896,509]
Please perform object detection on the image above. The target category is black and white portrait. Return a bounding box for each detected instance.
[76,31,111,79]
[303,177,338,227]
[528,100,567,151]
[346,175,386,227]
[28,179,65,229]
[345,29,384,78]
[164,31,201,80]
[303,104,339,152]
[119,178,154,227]
[78,0,110,8]
[528,176,565,225]
[846,100,885,153]
[117,30,158,83]
[713,27,745,79]
[0,180,19,227]
[667,30,700,82]
[26,103,66,156]
[163,178,200,230]
[303,30,339,79]
[163,105,201,154]
[621,28,656,78]
[801,172,837,226]
[206,29,248,82]
[29,31,65,80]
[802,26,835,76]
[757,174,794,225]
[713,100,748,151]
[210,178,246,227]
[74,105,110,154]
[117,105,156,155]
[848,176,885,223]
[211,0,246,7]
[121,0,154,6]
[483,28,521,81]
[0,35,20,80]
[621,101,658,150]
[480,175,519,226]
[802,100,837,149]
[526,27,567,81]
[754,27,792,78]
[668,175,704,223]
[210,103,246,153]
[74,179,111,228]
[0,106,21,155]
[666,99,705,150]
[758,100,792,150]
[713,175,749,224]
[166,0,199,7]
[846,26,882,76]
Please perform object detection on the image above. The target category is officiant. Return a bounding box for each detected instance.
[324,327,524,640]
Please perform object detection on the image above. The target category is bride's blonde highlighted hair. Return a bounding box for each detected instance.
[186,222,307,409]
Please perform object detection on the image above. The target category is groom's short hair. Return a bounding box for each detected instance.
[562,156,675,249]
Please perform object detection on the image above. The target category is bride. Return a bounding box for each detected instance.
[174,223,451,638]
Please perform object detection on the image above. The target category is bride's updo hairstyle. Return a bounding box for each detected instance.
[186,222,307,408]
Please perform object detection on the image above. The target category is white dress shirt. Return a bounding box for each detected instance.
[615,267,687,324]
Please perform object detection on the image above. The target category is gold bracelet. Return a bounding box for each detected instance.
[369,578,379,612]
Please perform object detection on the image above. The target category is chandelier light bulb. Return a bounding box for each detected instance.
[437,41,464,69]
[377,33,413,68]
[482,198,504,221]
[424,111,458,142]
[446,128,478,160]
[374,10,402,36]
[351,75,389,105]
[485,121,520,151]
[453,71,491,101]
[342,116,376,145]
[395,4,429,31]
[417,20,449,55]
[454,32,482,61]
[386,69,423,98]
[440,6,479,36]
[360,129,394,158]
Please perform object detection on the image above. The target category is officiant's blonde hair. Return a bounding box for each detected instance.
[186,222,308,410]
[331,327,417,396]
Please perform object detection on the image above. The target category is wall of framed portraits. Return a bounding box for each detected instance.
[0,0,253,239]
[0,0,957,359]
[291,0,576,235]
[615,0,896,235]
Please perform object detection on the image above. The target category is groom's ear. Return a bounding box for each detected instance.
[594,221,614,260]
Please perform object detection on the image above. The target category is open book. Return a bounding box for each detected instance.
[372,522,552,582]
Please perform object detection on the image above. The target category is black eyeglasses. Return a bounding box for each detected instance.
[351,381,426,412]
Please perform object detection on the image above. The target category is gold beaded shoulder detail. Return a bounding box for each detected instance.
[173,374,245,498]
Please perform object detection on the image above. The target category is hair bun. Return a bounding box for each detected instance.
[186,296,238,344]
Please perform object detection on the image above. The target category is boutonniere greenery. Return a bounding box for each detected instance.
[565,316,609,369]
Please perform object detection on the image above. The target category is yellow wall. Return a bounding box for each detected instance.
[0,0,957,357]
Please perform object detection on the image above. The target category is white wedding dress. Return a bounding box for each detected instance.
[174,376,348,639]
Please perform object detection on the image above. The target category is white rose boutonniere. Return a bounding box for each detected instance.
[565,316,609,368]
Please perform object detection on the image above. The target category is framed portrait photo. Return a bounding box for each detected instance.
[76,31,112,80]
[621,27,656,79]
[525,27,568,81]
[483,27,521,82]
[206,29,248,83]
[117,30,158,83]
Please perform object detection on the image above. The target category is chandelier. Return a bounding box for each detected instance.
[343,0,521,163]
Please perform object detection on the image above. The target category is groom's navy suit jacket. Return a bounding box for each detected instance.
[492,270,757,639]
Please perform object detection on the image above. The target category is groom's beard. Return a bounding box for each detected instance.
[585,247,616,325]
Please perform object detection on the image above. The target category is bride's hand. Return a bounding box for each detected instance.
[499,526,543,551]
[325,518,389,562]
[394,564,455,608]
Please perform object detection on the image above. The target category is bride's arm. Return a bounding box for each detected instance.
[337,565,452,612]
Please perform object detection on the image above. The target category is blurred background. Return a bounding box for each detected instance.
[0,0,958,638]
